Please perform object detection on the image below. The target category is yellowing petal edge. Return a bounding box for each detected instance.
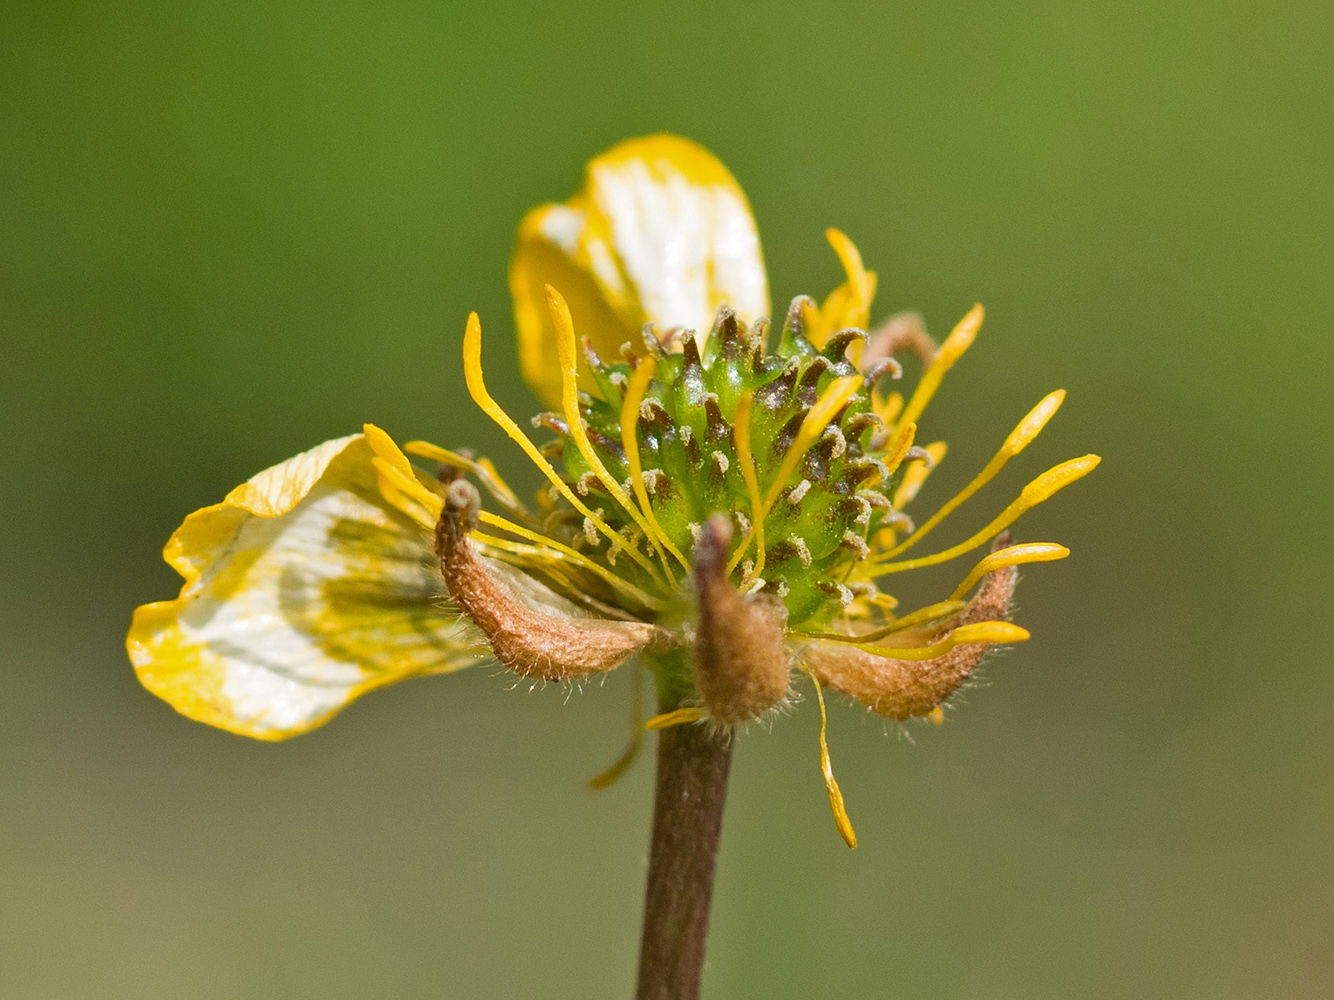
[127,433,482,740]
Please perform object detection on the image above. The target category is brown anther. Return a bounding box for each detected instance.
[436,480,670,681]
[804,535,1020,720]
[692,515,791,725]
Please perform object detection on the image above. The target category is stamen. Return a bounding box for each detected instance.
[892,441,948,509]
[886,390,1066,556]
[874,455,1099,574]
[404,440,526,516]
[475,510,665,611]
[461,311,661,581]
[894,304,984,436]
[826,228,873,324]
[802,663,857,849]
[619,355,689,574]
[547,286,674,582]
[588,667,645,790]
[847,621,1029,660]
[727,391,767,579]
[808,229,875,360]
[793,599,967,644]
[948,542,1069,602]
[877,422,917,484]
[644,706,706,730]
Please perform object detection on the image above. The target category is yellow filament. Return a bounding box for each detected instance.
[874,455,1099,575]
[364,427,448,529]
[892,441,948,509]
[873,388,903,428]
[894,304,984,436]
[645,706,706,730]
[802,664,857,849]
[727,391,767,579]
[461,311,660,580]
[547,286,672,581]
[403,440,524,513]
[588,667,645,790]
[793,599,967,644]
[848,621,1030,660]
[948,543,1070,602]
[878,421,918,483]
[886,389,1066,556]
[813,228,876,361]
[374,464,440,530]
[619,354,688,575]
[928,707,945,725]
[475,510,665,610]
[364,423,414,477]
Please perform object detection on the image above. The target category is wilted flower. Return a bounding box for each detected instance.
[128,135,1097,845]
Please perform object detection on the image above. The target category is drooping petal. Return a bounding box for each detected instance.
[510,134,770,407]
[127,434,481,740]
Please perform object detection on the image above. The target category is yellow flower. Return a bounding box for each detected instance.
[128,135,1098,845]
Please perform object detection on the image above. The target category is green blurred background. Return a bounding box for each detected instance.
[3,1,1331,996]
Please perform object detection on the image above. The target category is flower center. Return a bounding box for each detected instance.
[534,297,913,629]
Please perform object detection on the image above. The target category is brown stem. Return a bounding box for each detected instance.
[634,697,733,1000]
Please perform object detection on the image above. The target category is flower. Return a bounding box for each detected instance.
[128,135,1098,845]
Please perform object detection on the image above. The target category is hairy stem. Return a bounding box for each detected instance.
[634,679,733,1000]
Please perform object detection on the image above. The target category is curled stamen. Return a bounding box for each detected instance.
[461,312,661,581]
[547,286,674,581]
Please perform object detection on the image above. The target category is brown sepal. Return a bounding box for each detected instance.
[436,480,671,681]
[692,515,791,724]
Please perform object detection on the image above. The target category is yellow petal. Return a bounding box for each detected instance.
[510,134,770,407]
[127,434,481,740]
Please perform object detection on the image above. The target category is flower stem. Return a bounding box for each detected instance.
[634,677,733,1000]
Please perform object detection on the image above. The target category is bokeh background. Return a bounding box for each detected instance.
[3,2,1331,997]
